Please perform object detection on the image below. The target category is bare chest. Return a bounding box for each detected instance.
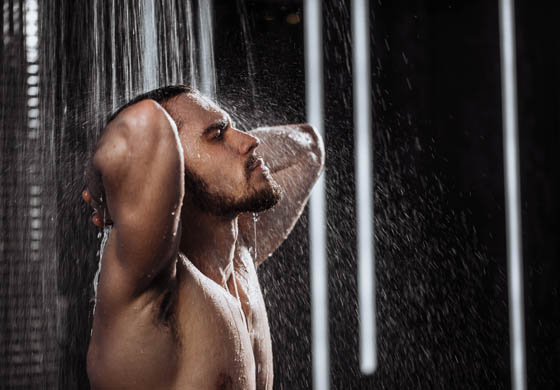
[234,249,274,388]
[175,251,273,389]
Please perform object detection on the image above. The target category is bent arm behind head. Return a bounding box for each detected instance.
[238,123,325,264]
[88,99,185,307]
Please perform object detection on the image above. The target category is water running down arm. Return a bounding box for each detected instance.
[238,124,325,264]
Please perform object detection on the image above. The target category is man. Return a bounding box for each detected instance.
[83,85,324,389]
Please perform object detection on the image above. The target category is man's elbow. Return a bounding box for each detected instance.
[297,123,325,173]
[93,126,131,182]
[94,100,175,177]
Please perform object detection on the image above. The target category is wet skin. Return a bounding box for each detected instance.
[84,94,324,390]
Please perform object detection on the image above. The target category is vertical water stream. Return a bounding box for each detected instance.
[1,1,223,387]
[142,0,159,91]
[197,0,216,99]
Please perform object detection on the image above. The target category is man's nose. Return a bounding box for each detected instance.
[232,128,260,155]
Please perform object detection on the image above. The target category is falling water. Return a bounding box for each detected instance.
[141,0,159,91]
[92,227,111,317]
[186,0,198,88]
[197,0,217,99]
[252,212,259,261]
[499,1,526,388]
[236,0,257,107]
[0,1,220,387]
[109,1,117,107]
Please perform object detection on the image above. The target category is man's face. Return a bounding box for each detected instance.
[169,93,281,217]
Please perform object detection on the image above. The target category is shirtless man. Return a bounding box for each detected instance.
[83,85,324,389]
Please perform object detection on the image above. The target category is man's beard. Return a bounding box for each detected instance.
[184,165,281,218]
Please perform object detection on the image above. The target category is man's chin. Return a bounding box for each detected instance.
[236,179,282,214]
[184,166,282,217]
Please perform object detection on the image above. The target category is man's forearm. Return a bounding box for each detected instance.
[238,123,325,263]
[250,124,324,175]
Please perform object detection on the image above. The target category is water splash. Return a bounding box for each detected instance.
[92,226,112,316]
[252,212,259,260]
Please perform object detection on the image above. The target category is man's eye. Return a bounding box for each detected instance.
[214,128,225,140]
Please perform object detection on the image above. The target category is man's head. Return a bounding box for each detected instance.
[106,85,280,219]
[162,90,281,218]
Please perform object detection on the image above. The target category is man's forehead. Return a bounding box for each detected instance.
[167,92,231,132]
[177,93,230,124]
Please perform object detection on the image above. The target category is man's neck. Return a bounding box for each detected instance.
[179,202,238,289]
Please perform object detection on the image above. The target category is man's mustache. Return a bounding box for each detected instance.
[245,155,259,177]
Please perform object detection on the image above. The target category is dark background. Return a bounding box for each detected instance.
[1,0,558,389]
[214,0,560,389]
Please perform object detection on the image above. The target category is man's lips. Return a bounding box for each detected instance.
[246,156,265,176]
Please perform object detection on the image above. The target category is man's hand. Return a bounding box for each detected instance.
[83,161,113,227]
[82,189,109,227]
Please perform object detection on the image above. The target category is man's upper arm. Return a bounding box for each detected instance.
[93,100,184,304]
[238,124,324,264]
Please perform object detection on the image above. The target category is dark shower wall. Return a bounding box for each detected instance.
[215,1,559,389]
[516,3,560,389]
[1,1,58,388]
[227,1,512,388]
[0,0,558,389]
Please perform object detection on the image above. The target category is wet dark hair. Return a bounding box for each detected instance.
[107,84,194,124]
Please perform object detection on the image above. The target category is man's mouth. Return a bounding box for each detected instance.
[246,156,265,176]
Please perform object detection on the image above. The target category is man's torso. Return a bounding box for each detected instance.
[88,242,273,390]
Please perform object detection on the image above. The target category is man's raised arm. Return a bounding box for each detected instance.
[238,124,324,264]
[87,100,184,309]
